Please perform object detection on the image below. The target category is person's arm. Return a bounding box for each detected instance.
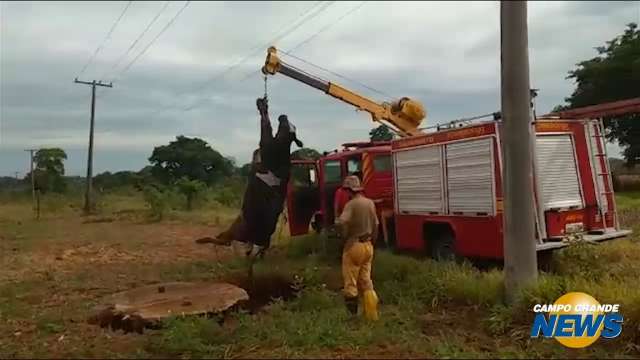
[333,189,343,219]
[337,200,352,239]
[370,201,379,244]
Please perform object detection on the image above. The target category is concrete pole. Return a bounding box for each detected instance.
[500,0,538,302]
[25,149,37,215]
[74,78,112,214]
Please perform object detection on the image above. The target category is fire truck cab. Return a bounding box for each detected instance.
[286,142,395,237]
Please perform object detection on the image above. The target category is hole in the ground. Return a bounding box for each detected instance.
[225,273,300,313]
[88,275,300,334]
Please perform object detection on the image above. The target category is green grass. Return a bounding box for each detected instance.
[616,191,640,211]
[146,230,640,358]
[1,190,639,358]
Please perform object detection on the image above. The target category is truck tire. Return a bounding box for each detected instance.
[430,230,457,261]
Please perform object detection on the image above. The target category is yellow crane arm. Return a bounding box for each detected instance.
[261,47,426,137]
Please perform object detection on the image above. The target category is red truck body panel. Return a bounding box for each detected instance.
[287,116,629,259]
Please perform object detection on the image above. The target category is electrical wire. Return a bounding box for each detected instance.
[76,1,133,79]
[114,1,191,80]
[100,1,171,82]
[281,51,394,100]
[178,1,337,112]
[287,1,367,54]
[149,1,328,116]
[272,1,397,101]
[234,1,379,98]
[187,1,327,97]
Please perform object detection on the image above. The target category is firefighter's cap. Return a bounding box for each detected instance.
[343,175,363,192]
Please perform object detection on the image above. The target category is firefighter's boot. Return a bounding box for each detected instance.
[345,296,358,315]
[362,289,379,321]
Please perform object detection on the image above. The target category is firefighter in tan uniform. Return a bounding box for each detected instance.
[336,175,379,320]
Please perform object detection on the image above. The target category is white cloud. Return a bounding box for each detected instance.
[1,0,637,176]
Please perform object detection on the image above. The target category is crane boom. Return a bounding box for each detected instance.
[261,47,426,137]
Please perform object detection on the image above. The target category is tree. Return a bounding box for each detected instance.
[94,170,139,191]
[148,136,234,185]
[290,148,321,186]
[557,23,640,165]
[291,147,322,161]
[238,163,253,177]
[369,124,394,141]
[28,148,67,193]
[175,177,206,210]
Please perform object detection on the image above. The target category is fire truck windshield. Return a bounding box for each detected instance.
[323,160,341,184]
[347,157,362,176]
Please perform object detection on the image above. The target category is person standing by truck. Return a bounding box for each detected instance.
[336,176,379,320]
[334,176,356,219]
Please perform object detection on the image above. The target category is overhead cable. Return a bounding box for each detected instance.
[148,1,327,116]
[287,1,367,54]
[175,1,337,113]
[76,1,133,79]
[114,1,191,80]
[101,1,171,82]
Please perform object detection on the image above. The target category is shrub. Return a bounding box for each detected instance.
[550,240,603,279]
[175,177,206,210]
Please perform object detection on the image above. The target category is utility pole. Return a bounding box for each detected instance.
[74,78,112,214]
[24,149,37,216]
[500,1,538,302]
[14,171,19,180]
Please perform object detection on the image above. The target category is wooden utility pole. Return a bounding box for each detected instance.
[74,78,112,214]
[24,149,37,215]
[500,1,538,302]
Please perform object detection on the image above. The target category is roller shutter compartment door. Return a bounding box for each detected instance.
[446,137,494,215]
[394,146,444,214]
[535,135,583,210]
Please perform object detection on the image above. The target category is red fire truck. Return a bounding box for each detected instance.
[263,47,634,260]
[391,115,632,260]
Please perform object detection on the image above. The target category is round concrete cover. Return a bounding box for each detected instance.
[103,282,249,321]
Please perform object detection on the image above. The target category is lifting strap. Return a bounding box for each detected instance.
[263,75,268,101]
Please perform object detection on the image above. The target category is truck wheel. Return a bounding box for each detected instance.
[430,230,457,261]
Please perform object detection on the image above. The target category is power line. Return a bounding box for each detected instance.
[281,51,394,100]
[153,1,335,115]
[275,1,395,101]
[233,2,375,94]
[184,1,326,98]
[287,1,367,54]
[76,1,133,79]
[101,1,171,82]
[114,1,191,81]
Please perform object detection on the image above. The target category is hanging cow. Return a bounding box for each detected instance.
[211,97,303,257]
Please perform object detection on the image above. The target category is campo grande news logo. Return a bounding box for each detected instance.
[530,292,624,348]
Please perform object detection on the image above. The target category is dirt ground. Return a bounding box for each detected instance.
[2,194,639,358]
[0,212,237,358]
